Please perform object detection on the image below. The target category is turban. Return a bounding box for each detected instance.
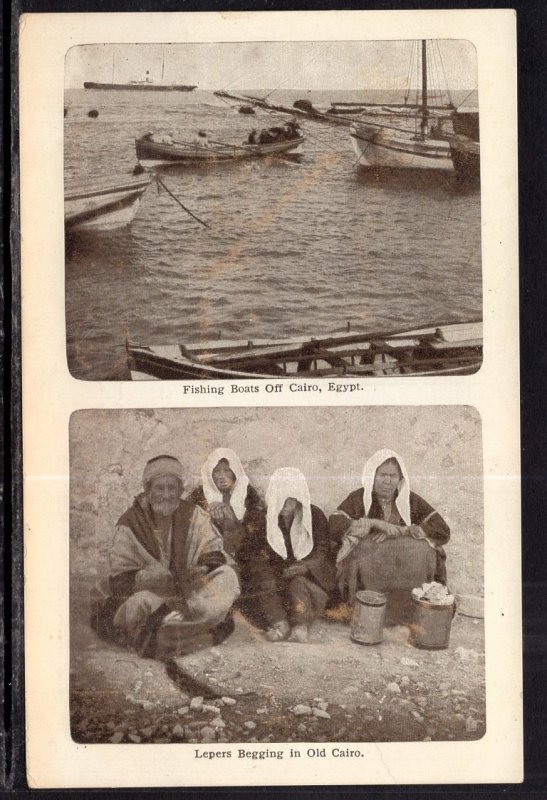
[142,455,184,487]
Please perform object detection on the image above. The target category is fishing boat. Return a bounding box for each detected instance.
[126,320,482,380]
[349,40,455,171]
[135,132,305,168]
[65,176,151,234]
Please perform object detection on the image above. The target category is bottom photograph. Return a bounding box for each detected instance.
[70,405,485,745]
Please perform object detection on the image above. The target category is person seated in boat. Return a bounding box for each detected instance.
[261,468,336,643]
[148,131,174,145]
[189,448,278,628]
[90,455,240,659]
[247,128,258,145]
[329,449,450,606]
[283,118,302,140]
[258,126,284,145]
[194,130,209,148]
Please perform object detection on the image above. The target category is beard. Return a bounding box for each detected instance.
[150,499,179,518]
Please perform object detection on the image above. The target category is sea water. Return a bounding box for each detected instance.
[64,89,481,380]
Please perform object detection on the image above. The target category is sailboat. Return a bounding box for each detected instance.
[349,40,454,171]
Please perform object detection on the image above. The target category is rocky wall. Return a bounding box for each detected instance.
[70,406,483,595]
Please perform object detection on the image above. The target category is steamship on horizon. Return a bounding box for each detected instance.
[84,52,196,92]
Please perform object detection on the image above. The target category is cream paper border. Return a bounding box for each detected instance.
[20,10,521,788]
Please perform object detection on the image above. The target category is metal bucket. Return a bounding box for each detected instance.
[409,596,455,650]
[351,590,387,645]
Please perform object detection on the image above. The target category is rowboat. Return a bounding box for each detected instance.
[65,176,151,234]
[135,133,305,168]
[126,320,482,380]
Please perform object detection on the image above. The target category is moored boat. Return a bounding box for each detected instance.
[135,132,305,168]
[349,40,456,172]
[65,176,151,234]
[127,320,482,380]
[349,121,453,171]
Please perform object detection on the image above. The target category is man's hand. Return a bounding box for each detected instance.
[368,520,405,543]
[209,502,237,524]
[135,562,174,595]
[283,563,308,579]
[348,517,372,539]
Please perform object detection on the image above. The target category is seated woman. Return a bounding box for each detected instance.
[190,449,277,628]
[329,449,450,603]
[262,468,336,643]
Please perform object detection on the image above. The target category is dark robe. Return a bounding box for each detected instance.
[190,484,279,626]
[264,504,337,626]
[330,487,450,585]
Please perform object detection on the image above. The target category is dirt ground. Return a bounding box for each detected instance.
[70,579,485,745]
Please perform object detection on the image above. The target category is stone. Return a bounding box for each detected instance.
[141,727,154,738]
[109,732,124,744]
[244,721,256,730]
[200,726,216,740]
[190,696,204,709]
[202,704,219,714]
[312,708,331,719]
[177,707,189,715]
[466,717,479,733]
[222,697,236,706]
[297,723,307,734]
[211,718,226,729]
[400,657,419,667]
[292,704,312,716]
[386,683,401,694]
[256,708,268,715]
[172,724,185,737]
[401,676,411,688]
[315,701,329,712]
[127,733,141,743]
[455,647,480,662]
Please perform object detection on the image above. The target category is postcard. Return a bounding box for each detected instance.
[20,9,520,788]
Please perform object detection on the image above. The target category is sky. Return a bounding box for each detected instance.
[65,40,477,92]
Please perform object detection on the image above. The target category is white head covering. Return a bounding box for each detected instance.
[265,468,313,561]
[200,448,249,521]
[362,448,411,525]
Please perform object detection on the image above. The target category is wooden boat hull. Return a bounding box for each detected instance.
[65,177,151,233]
[135,135,304,168]
[127,321,482,381]
[350,123,453,171]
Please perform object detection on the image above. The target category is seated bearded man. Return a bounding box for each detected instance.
[329,449,450,606]
[92,455,240,659]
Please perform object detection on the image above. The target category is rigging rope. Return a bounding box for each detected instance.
[155,175,210,228]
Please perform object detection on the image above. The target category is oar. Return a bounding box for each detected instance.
[155,175,210,228]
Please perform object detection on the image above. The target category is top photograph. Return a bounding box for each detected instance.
[64,38,482,381]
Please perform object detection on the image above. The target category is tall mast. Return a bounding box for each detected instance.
[161,51,165,82]
[420,39,429,139]
[112,51,115,83]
